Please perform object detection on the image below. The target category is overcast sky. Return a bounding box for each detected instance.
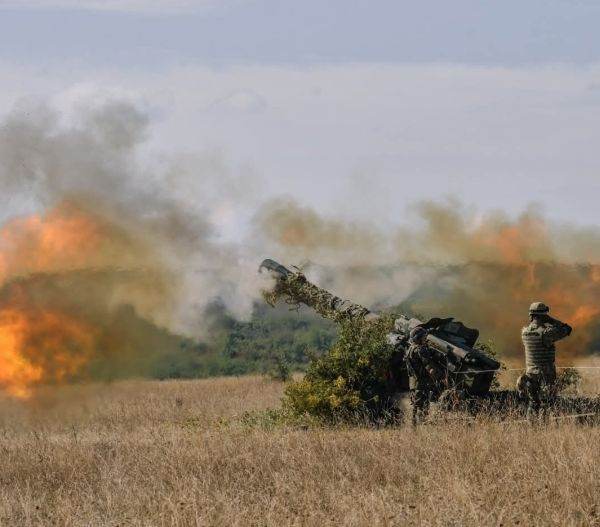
[1,1,600,227]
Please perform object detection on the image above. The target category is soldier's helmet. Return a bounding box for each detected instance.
[529,301,550,315]
[409,326,427,344]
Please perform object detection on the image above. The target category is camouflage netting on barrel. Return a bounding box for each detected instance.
[260,261,398,421]
[262,269,372,324]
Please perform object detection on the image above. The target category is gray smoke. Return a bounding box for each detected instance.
[0,99,264,335]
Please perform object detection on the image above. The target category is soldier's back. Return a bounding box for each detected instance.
[522,321,556,373]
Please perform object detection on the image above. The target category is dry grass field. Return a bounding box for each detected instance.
[0,374,599,527]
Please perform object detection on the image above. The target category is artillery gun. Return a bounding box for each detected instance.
[260,258,600,421]
[259,258,501,398]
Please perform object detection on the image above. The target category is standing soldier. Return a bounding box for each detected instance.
[517,302,572,420]
[404,326,445,425]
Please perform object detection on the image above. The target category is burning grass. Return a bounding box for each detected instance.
[0,201,179,399]
[1,375,599,526]
[0,307,95,398]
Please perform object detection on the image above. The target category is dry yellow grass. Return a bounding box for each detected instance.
[0,375,599,526]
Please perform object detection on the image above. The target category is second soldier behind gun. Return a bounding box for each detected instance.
[405,327,446,425]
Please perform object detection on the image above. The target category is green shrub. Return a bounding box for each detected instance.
[556,368,582,394]
[267,353,291,382]
[283,314,397,422]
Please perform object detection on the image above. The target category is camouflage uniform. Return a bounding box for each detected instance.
[405,328,444,425]
[516,302,572,420]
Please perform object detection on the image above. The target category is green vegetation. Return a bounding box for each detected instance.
[283,315,398,421]
[133,293,404,424]
[260,265,404,422]
[146,303,338,381]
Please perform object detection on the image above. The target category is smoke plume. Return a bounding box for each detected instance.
[257,199,600,359]
[0,99,261,398]
[2,96,599,398]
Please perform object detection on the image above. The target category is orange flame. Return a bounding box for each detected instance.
[402,205,600,358]
[0,202,108,284]
[570,305,600,328]
[0,310,43,398]
[0,202,109,399]
[0,308,95,399]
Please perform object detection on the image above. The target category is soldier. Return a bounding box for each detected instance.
[516,302,572,420]
[404,326,445,425]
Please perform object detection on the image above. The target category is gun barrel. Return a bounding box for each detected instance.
[427,334,499,369]
[259,258,292,279]
[427,334,468,360]
[259,258,372,323]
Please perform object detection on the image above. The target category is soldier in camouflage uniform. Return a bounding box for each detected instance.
[405,326,445,425]
[516,302,572,420]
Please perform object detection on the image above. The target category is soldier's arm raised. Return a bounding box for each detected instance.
[543,319,572,343]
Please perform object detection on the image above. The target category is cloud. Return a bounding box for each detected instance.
[0,0,249,14]
[211,90,267,114]
[2,61,600,228]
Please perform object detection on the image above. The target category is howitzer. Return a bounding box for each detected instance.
[392,315,500,395]
[259,258,501,395]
